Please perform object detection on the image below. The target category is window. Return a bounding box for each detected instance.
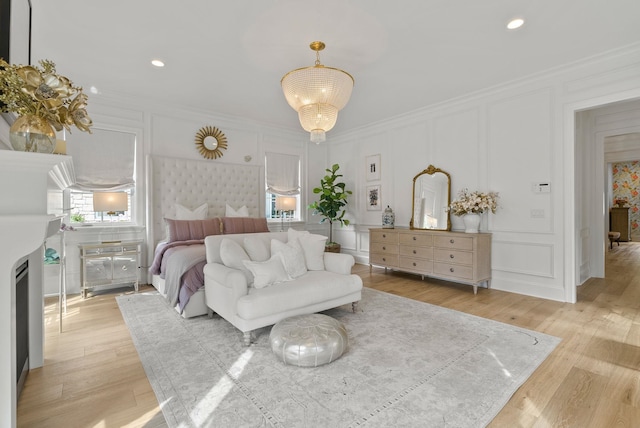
[265,152,301,221]
[63,128,138,225]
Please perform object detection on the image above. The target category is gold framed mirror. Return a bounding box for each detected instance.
[410,165,451,230]
[195,126,228,159]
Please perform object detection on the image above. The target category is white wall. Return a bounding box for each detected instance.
[328,44,640,302]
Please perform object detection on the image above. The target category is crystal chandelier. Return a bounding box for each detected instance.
[281,41,354,144]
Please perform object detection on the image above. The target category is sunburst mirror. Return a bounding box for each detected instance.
[195,126,228,159]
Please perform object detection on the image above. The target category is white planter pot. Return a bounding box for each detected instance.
[463,213,481,233]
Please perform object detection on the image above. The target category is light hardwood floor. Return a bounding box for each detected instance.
[17,242,640,427]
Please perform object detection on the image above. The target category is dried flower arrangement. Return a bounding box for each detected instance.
[449,188,499,216]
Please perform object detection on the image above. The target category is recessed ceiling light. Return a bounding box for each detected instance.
[89,86,100,94]
[151,59,165,67]
[507,18,524,30]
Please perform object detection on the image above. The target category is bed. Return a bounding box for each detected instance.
[146,155,267,318]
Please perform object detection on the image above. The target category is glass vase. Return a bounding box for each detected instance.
[9,114,56,154]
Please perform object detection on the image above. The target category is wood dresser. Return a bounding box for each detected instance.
[610,207,631,241]
[369,228,492,294]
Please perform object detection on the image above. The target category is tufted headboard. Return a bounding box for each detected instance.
[147,155,264,246]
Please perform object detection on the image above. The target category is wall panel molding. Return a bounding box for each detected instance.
[492,240,555,278]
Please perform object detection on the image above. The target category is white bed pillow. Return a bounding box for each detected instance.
[244,236,270,261]
[271,239,307,279]
[242,254,289,289]
[226,204,249,217]
[298,234,327,271]
[175,203,208,220]
[220,238,253,284]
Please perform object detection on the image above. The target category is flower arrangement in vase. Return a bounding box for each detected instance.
[449,188,499,233]
[0,58,93,153]
[614,198,628,208]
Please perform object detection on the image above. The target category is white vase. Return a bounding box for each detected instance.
[463,213,481,233]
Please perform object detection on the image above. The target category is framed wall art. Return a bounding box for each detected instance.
[365,154,381,181]
[367,185,381,211]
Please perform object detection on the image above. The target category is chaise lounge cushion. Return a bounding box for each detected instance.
[298,234,327,270]
[244,235,270,261]
[220,238,253,284]
[236,270,362,320]
[271,239,307,278]
[242,254,289,289]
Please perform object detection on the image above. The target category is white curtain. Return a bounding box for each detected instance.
[266,152,300,196]
[66,129,135,191]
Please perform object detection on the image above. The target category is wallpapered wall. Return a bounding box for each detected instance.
[612,161,640,234]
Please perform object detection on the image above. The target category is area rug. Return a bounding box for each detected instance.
[117,288,560,428]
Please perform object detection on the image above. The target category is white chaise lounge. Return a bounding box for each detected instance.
[203,230,363,345]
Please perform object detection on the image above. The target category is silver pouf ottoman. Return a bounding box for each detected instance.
[270,314,348,367]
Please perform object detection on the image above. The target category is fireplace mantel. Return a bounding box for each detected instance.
[0,150,75,427]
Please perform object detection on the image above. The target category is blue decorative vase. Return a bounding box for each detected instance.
[382,205,395,229]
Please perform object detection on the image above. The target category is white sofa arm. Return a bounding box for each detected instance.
[203,262,249,297]
[323,252,355,275]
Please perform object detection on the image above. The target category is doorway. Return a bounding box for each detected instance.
[574,98,640,301]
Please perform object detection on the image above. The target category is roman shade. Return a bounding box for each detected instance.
[66,128,135,191]
[265,152,300,196]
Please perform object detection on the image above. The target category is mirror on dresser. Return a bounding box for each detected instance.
[410,165,451,231]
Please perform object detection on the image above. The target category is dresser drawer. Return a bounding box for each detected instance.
[370,242,399,255]
[370,230,399,244]
[434,236,473,251]
[433,249,472,265]
[433,262,474,280]
[370,253,399,267]
[399,246,433,259]
[399,232,433,246]
[399,257,433,273]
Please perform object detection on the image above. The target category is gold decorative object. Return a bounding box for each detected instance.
[281,41,354,144]
[0,59,93,141]
[410,165,452,231]
[195,126,228,159]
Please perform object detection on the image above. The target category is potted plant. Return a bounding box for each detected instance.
[309,164,352,252]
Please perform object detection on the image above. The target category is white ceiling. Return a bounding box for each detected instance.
[29,0,640,136]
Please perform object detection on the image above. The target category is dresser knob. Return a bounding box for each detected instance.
[413,249,417,254]
[413,262,416,266]
[382,234,386,238]
[450,254,454,259]
[413,236,417,240]
[382,257,386,261]
[383,246,386,250]
[450,267,454,272]
[450,239,455,244]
